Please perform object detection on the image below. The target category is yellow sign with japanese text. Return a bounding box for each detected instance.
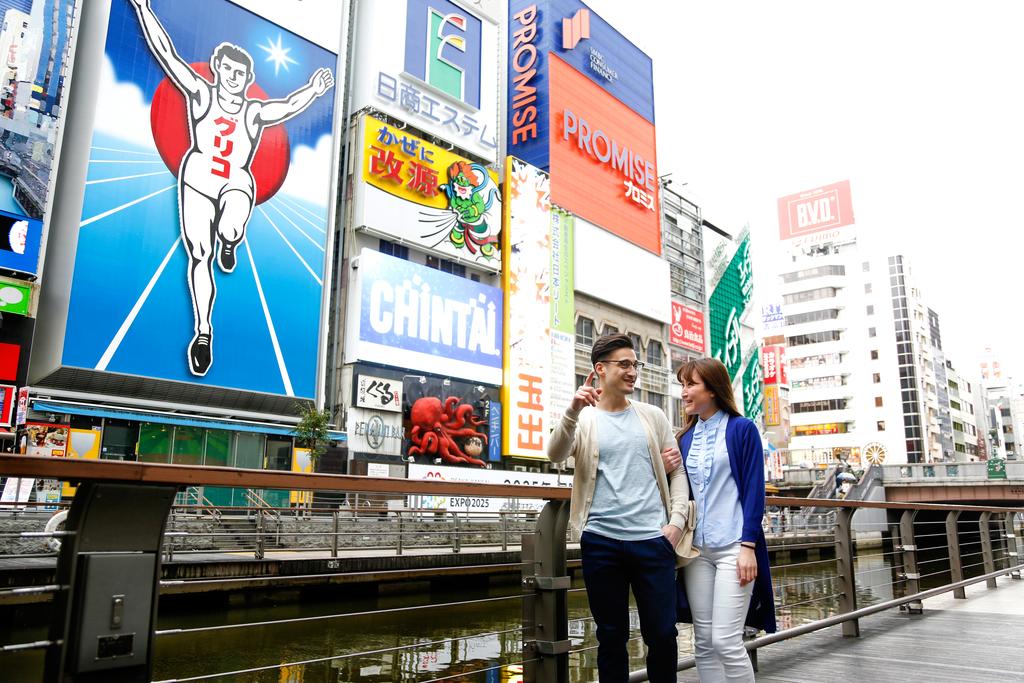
[360,115,501,265]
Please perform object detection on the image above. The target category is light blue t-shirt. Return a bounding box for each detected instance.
[686,411,743,549]
[584,405,666,541]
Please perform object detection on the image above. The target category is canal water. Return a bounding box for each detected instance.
[2,550,900,682]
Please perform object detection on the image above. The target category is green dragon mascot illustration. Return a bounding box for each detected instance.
[437,161,500,259]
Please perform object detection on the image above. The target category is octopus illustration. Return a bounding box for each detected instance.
[407,396,488,467]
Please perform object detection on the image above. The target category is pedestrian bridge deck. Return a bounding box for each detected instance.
[679,576,1024,682]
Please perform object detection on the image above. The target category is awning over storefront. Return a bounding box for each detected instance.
[31,400,346,441]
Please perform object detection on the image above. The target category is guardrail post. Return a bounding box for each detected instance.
[945,511,966,599]
[522,500,570,683]
[979,512,997,588]
[502,512,509,552]
[1005,512,1021,579]
[396,512,404,556]
[834,506,859,637]
[331,510,339,558]
[453,512,461,553]
[255,511,265,560]
[898,510,923,613]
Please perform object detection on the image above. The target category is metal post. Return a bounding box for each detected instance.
[331,510,339,558]
[1005,512,1021,579]
[255,511,265,560]
[834,506,859,637]
[979,512,997,588]
[453,512,461,553]
[521,500,570,683]
[899,510,923,613]
[46,481,177,683]
[502,512,509,552]
[945,511,966,599]
[396,512,404,556]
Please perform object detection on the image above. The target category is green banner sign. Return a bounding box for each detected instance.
[550,210,575,334]
[742,349,764,425]
[709,236,753,378]
[0,281,31,317]
[987,458,1007,480]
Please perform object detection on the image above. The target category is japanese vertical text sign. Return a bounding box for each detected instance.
[777,180,855,242]
[742,349,764,426]
[508,0,659,254]
[60,0,340,397]
[502,157,559,459]
[670,301,705,353]
[708,236,753,379]
[350,0,501,162]
[355,115,502,268]
[762,346,786,385]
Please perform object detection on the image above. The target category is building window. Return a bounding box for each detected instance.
[864,283,872,294]
[873,373,881,383]
[780,264,845,283]
[866,305,874,315]
[379,239,408,260]
[877,420,885,431]
[629,333,643,354]
[647,392,665,410]
[870,350,879,360]
[647,340,663,367]
[875,396,883,407]
[792,398,849,414]
[601,324,619,336]
[868,327,876,338]
[783,287,839,305]
[787,330,842,347]
[425,255,466,277]
[785,309,840,326]
[576,317,594,346]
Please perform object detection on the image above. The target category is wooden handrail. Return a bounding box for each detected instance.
[0,455,574,500]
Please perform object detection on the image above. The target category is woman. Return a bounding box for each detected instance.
[664,358,776,682]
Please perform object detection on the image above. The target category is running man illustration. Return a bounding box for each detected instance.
[129,0,334,376]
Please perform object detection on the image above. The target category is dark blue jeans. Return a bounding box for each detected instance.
[580,530,678,683]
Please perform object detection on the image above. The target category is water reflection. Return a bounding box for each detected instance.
[4,551,899,682]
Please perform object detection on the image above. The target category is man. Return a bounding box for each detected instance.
[548,333,691,682]
[130,0,334,376]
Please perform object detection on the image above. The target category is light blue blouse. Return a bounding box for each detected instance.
[685,411,743,548]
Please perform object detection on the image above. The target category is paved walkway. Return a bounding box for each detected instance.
[677,576,1024,682]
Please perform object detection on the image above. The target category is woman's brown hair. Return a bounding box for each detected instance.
[675,358,742,438]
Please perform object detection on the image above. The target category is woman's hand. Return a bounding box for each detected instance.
[661,446,682,473]
[737,545,757,586]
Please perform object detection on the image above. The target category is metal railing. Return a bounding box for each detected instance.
[1,455,1022,683]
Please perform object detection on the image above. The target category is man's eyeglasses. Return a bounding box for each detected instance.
[598,359,645,371]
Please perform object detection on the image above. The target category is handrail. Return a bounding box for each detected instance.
[0,455,573,500]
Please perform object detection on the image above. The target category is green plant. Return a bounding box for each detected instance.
[293,402,331,469]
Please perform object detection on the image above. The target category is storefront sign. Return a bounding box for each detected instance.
[54,0,339,398]
[0,384,14,426]
[355,115,502,268]
[346,248,502,385]
[670,302,705,353]
[709,236,754,379]
[407,462,571,513]
[763,346,787,385]
[764,385,781,427]
[762,302,784,330]
[351,0,500,162]
[402,375,496,468]
[778,180,855,242]
[25,422,70,457]
[15,386,28,427]
[347,408,405,456]
[742,351,764,426]
[0,280,31,317]
[355,374,403,413]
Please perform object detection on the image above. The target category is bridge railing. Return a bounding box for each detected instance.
[1,455,1022,683]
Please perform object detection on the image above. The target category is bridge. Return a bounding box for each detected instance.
[0,454,1021,682]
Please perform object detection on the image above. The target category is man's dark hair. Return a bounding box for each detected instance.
[591,333,634,367]
[213,43,254,73]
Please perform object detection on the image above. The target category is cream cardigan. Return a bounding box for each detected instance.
[547,400,694,566]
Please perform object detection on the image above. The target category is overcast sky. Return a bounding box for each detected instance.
[584,0,1024,382]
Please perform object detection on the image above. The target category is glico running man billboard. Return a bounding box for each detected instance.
[59,0,339,398]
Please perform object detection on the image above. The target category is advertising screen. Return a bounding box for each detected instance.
[0,209,42,277]
[670,301,705,353]
[350,0,500,163]
[345,248,503,385]
[59,0,339,398]
[549,55,659,253]
[778,180,855,241]
[354,114,502,268]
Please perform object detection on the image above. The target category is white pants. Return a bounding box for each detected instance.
[683,543,755,683]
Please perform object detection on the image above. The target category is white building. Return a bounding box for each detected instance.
[944,360,980,461]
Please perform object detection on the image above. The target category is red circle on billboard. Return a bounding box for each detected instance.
[149,63,290,205]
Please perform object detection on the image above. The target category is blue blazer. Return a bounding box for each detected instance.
[676,414,777,633]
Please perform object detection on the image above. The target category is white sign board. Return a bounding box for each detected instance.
[355,374,403,413]
[406,462,570,513]
[367,462,391,478]
[346,408,405,456]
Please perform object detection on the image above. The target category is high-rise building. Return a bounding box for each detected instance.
[944,360,979,461]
